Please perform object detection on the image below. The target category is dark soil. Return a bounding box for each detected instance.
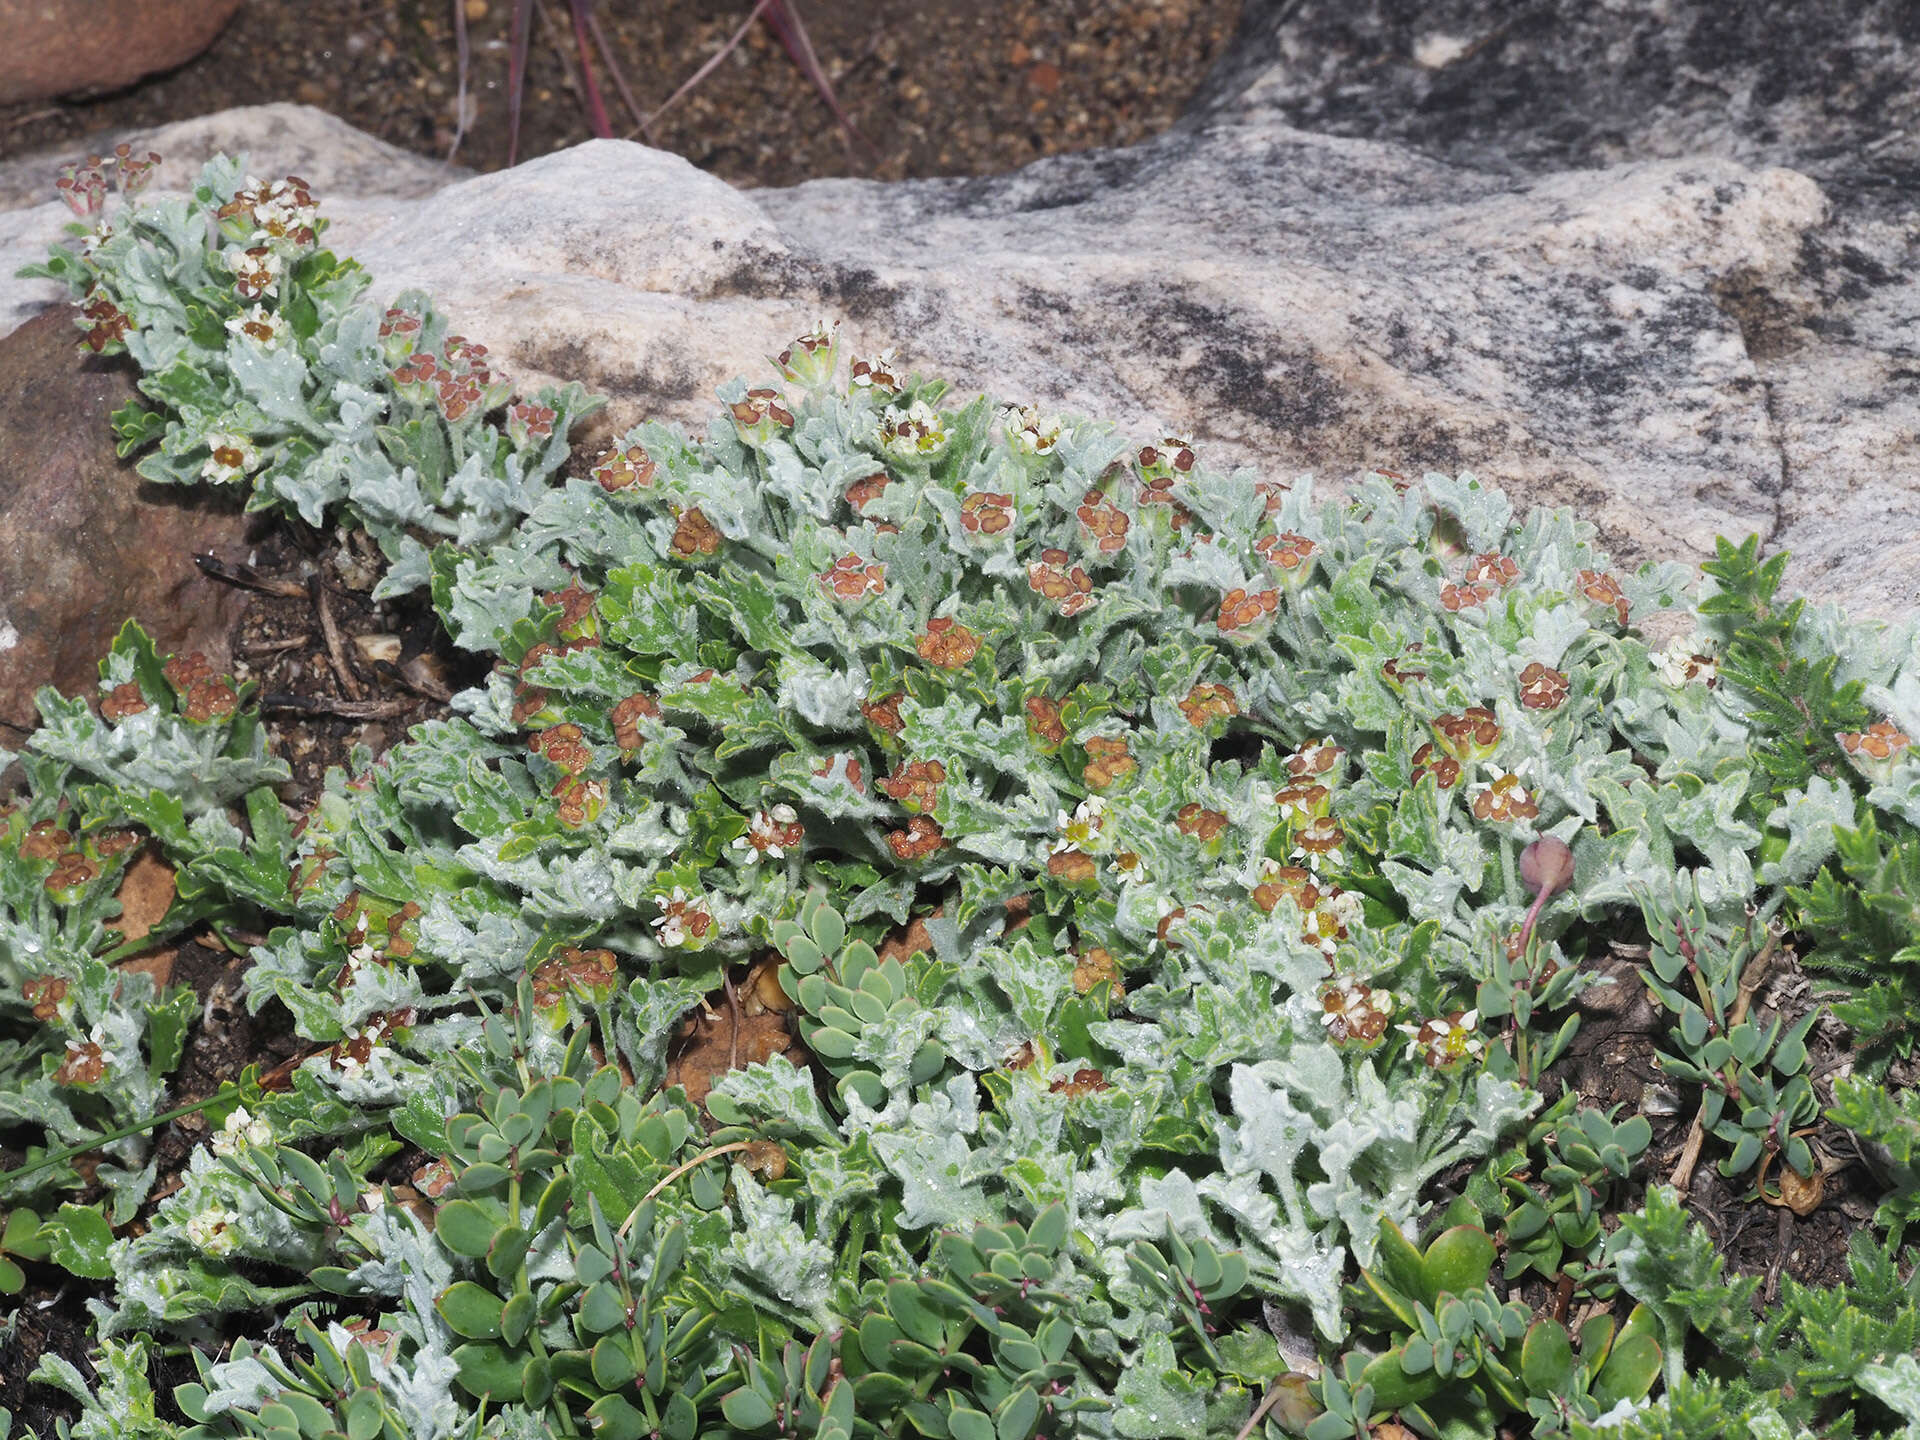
[0,1282,92,1438]
[0,0,1242,187]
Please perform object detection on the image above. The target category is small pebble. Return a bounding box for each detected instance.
[353,633,404,665]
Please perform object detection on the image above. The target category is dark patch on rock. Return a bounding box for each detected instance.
[1124,285,1349,438]
[1192,0,1919,210]
[1710,269,1811,362]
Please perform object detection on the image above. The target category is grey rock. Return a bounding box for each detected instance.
[0,3,1914,626]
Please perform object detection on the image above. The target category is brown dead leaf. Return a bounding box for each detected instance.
[879,908,941,966]
[110,849,175,945]
[115,948,177,991]
[665,1006,797,1111]
[742,957,794,1015]
[1758,1159,1820,1221]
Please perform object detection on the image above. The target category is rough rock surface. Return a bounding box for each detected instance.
[0,307,253,731]
[0,1,1915,627]
[0,0,244,106]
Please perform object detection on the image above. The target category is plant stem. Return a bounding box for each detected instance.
[2,1088,242,1187]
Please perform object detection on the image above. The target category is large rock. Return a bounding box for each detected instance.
[0,2,1914,625]
[0,307,252,730]
[0,0,243,106]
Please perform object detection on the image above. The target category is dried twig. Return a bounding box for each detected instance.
[309,575,364,701]
[758,0,875,158]
[507,0,534,166]
[262,693,414,720]
[240,635,312,658]
[645,0,774,133]
[1232,1376,1293,1440]
[193,552,308,599]
[565,0,614,140]
[7,107,65,131]
[1762,1206,1793,1305]
[373,659,454,704]
[724,969,742,1073]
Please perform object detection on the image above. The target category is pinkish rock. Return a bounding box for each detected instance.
[0,0,243,105]
[0,305,252,730]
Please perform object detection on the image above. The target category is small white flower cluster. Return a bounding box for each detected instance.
[1003,404,1063,456]
[238,176,319,247]
[210,1105,273,1158]
[200,431,260,485]
[876,399,949,459]
[1397,1009,1487,1068]
[333,1029,385,1076]
[651,887,716,949]
[1050,796,1111,856]
[1650,635,1719,688]
[225,303,289,350]
[185,1204,240,1259]
[732,805,801,864]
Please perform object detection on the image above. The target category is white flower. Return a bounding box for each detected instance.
[733,805,801,863]
[210,1105,273,1158]
[650,887,714,949]
[1651,635,1718,688]
[849,348,900,391]
[1050,796,1110,855]
[1003,403,1062,455]
[334,1029,383,1075]
[1397,1009,1486,1067]
[876,399,948,459]
[228,245,283,299]
[225,303,289,349]
[185,1205,240,1258]
[1327,889,1366,932]
[200,431,259,485]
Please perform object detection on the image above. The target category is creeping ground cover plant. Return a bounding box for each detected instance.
[2,148,1920,1439]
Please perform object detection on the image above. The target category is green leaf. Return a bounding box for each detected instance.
[579,1280,627,1334]
[586,1394,649,1440]
[1519,1319,1573,1395]
[721,1388,778,1430]
[437,1281,507,1339]
[591,1336,639,1390]
[433,1199,500,1259]
[500,1291,536,1347]
[144,987,197,1080]
[452,1343,525,1401]
[43,1204,114,1280]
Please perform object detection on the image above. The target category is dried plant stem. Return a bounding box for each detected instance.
[309,575,364,701]
[264,693,414,720]
[644,0,773,132]
[587,4,654,143]
[635,1141,759,1212]
[448,0,472,162]
[1232,1376,1291,1440]
[194,552,307,598]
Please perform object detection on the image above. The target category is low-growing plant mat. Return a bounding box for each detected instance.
[3,150,1920,1440]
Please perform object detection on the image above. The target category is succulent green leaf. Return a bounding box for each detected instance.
[436,1281,507,1340]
